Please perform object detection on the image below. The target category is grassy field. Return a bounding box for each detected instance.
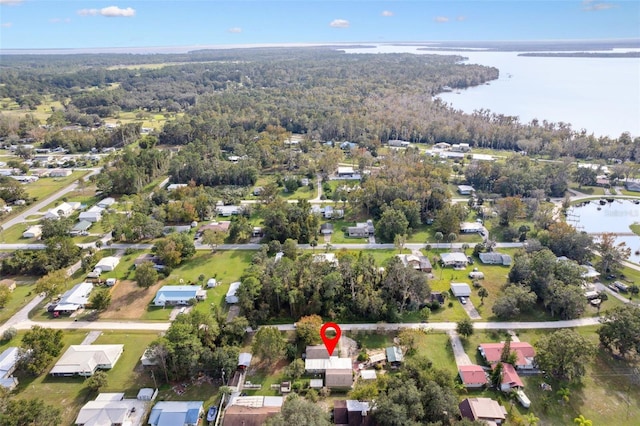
[0,223,40,244]
[25,171,89,201]
[569,185,606,196]
[0,279,38,324]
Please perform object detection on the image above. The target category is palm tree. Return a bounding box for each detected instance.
[447,232,457,249]
[310,238,318,252]
[557,387,570,404]
[434,232,444,247]
[573,415,593,426]
[597,291,608,314]
[461,243,470,255]
[478,287,489,305]
[525,412,540,426]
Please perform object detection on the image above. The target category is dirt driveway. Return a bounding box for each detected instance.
[99,279,164,319]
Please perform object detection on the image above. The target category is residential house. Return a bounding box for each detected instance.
[429,292,446,305]
[323,205,334,219]
[451,143,471,152]
[305,345,330,361]
[223,396,283,426]
[153,285,206,307]
[457,185,475,195]
[95,256,120,272]
[450,283,472,298]
[148,401,203,426]
[386,346,403,366]
[50,345,124,377]
[440,252,469,268]
[337,166,356,177]
[305,356,351,374]
[22,225,42,239]
[497,363,524,392]
[252,227,263,238]
[478,342,536,370]
[33,155,53,164]
[460,222,484,233]
[75,392,148,426]
[433,142,451,150]
[79,206,104,223]
[216,205,242,217]
[312,253,339,266]
[388,140,410,148]
[54,282,94,314]
[458,365,488,389]
[134,253,164,270]
[347,220,375,237]
[226,282,241,304]
[198,221,231,236]
[459,398,507,424]
[166,183,188,191]
[320,223,334,235]
[479,252,512,266]
[206,278,218,288]
[71,220,92,236]
[0,347,20,390]
[333,400,374,426]
[45,201,80,220]
[360,370,377,381]
[439,151,465,159]
[624,180,640,192]
[325,368,353,389]
[0,279,16,292]
[96,197,116,209]
[49,169,72,177]
[397,250,432,272]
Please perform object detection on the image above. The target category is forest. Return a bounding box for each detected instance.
[2,47,638,161]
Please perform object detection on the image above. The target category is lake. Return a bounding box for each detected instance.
[569,200,640,263]
[342,45,640,138]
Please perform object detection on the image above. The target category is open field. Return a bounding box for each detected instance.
[569,184,605,196]
[99,279,165,320]
[0,223,40,244]
[25,171,89,201]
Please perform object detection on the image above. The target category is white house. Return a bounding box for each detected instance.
[75,392,148,426]
[54,282,94,313]
[216,205,242,217]
[79,205,104,223]
[153,285,206,307]
[50,345,124,377]
[148,401,203,426]
[22,225,42,239]
[97,197,116,208]
[167,183,188,191]
[95,256,120,272]
[460,222,484,233]
[226,282,241,304]
[49,169,72,177]
[45,201,81,220]
[457,185,475,195]
[440,252,469,268]
[206,278,218,288]
[305,356,352,374]
[388,140,411,148]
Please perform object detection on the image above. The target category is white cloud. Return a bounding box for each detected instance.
[78,6,136,17]
[1,21,12,27]
[582,0,617,11]
[381,10,394,17]
[228,27,242,33]
[329,19,350,28]
[78,8,98,16]
[434,16,449,23]
[0,0,24,6]
[100,6,135,17]
[457,16,466,22]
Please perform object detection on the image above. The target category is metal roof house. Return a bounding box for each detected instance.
[386,346,404,365]
[440,252,469,268]
[75,392,148,426]
[95,256,120,272]
[70,220,92,236]
[226,282,241,304]
[0,347,20,390]
[450,283,472,297]
[148,401,203,426]
[238,353,252,370]
[479,252,512,266]
[458,365,488,389]
[55,282,94,313]
[153,285,206,307]
[96,197,116,208]
[50,344,124,377]
[22,225,42,239]
[79,205,104,223]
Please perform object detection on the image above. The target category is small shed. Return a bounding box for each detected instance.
[309,379,324,389]
[451,283,472,297]
[95,256,120,272]
[207,278,218,288]
[360,370,377,380]
[320,223,334,235]
[137,388,158,401]
[22,225,42,239]
[0,279,17,292]
[386,346,404,366]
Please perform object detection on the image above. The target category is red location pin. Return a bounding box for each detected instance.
[320,322,341,356]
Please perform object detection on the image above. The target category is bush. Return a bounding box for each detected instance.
[357,351,369,362]
[2,327,17,342]
[124,248,136,255]
[429,301,441,311]
[448,301,454,308]
[306,388,319,402]
[319,387,331,398]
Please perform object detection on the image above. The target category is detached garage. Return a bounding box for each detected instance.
[451,283,472,297]
[94,256,120,272]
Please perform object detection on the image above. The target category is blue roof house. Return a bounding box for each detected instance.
[148,401,203,426]
[153,286,206,307]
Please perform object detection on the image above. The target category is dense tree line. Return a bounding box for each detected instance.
[0,237,81,275]
[95,146,169,195]
[237,250,430,326]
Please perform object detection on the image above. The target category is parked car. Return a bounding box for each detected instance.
[460,297,467,305]
[206,406,218,422]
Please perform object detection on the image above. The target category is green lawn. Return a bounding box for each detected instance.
[26,171,90,201]
[281,184,315,200]
[37,191,100,213]
[346,330,395,350]
[569,184,605,196]
[412,330,459,376]
[0,280,38,324]
[0,223,40,244]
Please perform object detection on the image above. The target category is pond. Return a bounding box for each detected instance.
[568,199,640,263]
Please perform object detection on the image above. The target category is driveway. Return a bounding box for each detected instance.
[461,298,482,320]
[448,330,472,366]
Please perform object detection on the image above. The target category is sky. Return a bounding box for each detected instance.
[1,0,639,51]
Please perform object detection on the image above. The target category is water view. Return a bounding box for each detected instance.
[569,199,640,263]
[342,45,640,138]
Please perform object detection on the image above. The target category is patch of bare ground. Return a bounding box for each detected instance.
[99,279,164,319]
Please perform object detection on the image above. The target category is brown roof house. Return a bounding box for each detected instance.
[222,396,283,426]
[459,397,507,424]
[325,368,353,390]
